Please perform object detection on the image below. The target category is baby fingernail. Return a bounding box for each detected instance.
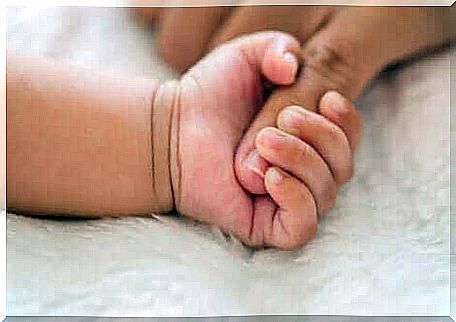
[266,167,283,184]
[323,91,346,111]
[278,106,302,128]
[244,150,269,178]
[283,52,298,81]
[325,90,344,102]
[257,127,287,149]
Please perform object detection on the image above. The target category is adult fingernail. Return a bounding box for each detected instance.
[266,167,284,185]
[244,150,269,178]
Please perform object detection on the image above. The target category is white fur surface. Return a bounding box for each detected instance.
[6,7,452,316]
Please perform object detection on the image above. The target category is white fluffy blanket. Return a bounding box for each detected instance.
[6,7,452,316]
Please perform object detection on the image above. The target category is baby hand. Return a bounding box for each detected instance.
[249,92,362,218]
[235,30,365,222]
[169,31,361,249]
[169,31,316,249]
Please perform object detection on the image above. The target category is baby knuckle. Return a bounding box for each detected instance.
[346,161,355,182]
[337,160,354,185]
[320,180,337,215]
[298,220,318,248]
[295,143,314,163]
[280,209,318,250]
[286,235,306,250]
[245,233,263,249]
[308,220,318,238]
[326,125,344,145]
[284,225,314,250]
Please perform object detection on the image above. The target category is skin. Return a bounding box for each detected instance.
[236,6,455,204]
[7,32,359,249]
[137,6,456,73]
[175,33,363,248]
[137,5,456,218]
[7,55,164,216]
[9,5,456,248]
[136,6,334,73]
[167,32,344,249]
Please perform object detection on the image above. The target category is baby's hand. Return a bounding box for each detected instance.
[247,93,362,218]
[169,31,361,249]
[234,26,365,222]
[169,31,316,249]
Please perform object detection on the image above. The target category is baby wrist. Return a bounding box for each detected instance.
[151,80,181,213]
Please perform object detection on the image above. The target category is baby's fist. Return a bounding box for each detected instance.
[240,91,362,218]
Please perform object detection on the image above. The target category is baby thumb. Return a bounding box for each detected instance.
[228,31,301,86]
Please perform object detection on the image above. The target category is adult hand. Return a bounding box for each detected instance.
[136,5,335,73]
[235,6,452,213]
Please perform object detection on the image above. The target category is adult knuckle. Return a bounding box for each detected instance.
[301,43,359,95]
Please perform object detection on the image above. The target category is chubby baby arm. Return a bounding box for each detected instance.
[7,54,174,216]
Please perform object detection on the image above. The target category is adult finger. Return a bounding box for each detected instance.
[156,7,232,73]
[208,5,334,51]
[133,7,162,25]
